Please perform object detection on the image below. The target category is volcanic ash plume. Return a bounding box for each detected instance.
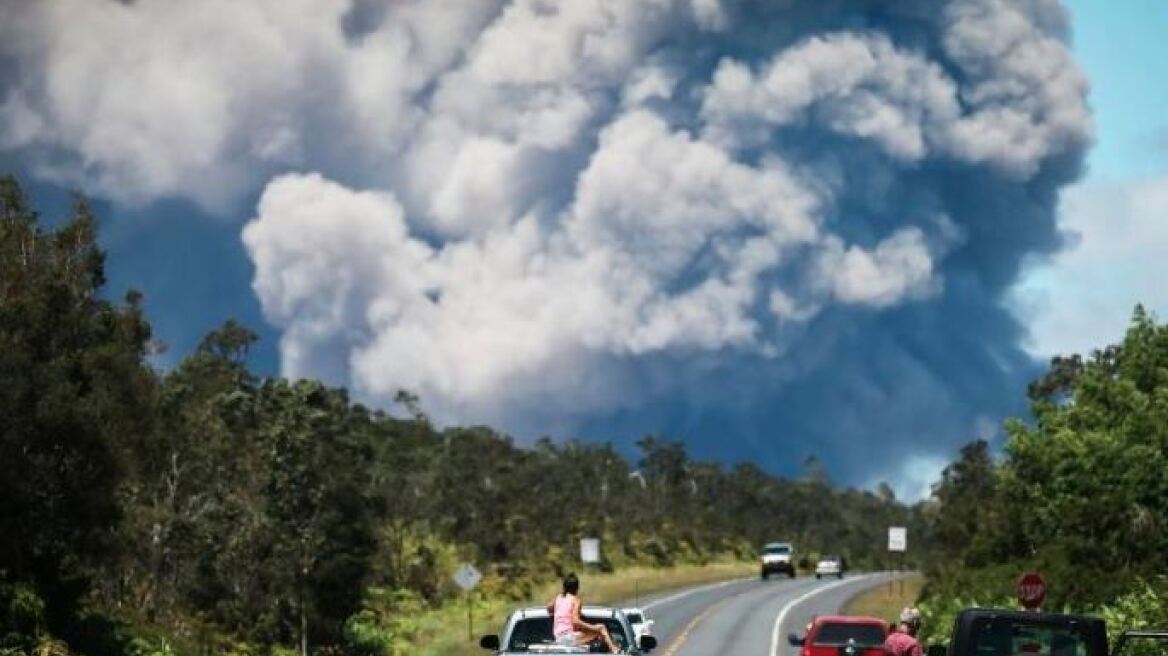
[0,0,1092,490]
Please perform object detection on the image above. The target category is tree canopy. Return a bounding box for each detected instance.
[922,305,1168,616]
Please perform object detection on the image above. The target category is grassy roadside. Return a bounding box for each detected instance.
[842,573,925,624]
[408,560,755,656]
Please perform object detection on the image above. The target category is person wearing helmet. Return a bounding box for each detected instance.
[884,607,923,656]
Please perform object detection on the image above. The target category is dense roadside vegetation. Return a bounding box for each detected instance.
[919,306,1168,641]
[0,176,920,655]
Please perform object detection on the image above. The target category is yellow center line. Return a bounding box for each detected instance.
[660,593,738,656]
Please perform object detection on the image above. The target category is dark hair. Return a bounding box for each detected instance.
[563,573,580,595]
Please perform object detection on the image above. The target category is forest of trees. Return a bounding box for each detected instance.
[921,305,1168,639]
[0,175,922,655]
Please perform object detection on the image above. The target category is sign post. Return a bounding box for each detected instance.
[580,538,601,567]
[1017,571,1046,611]
[453,563,483,641]
[888,527,907,595]
[888,527,907,552]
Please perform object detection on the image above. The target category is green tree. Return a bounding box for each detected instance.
[1001,307,1168,605]
[929,440,998,567]
[258,380,377,654]
[111,319,260,625]
[926,306,1168,610]
[0,177,155,639]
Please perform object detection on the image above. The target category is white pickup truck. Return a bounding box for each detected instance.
[478,606,658,654]
[761,542,796,579]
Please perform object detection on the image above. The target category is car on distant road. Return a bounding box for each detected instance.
[479,605,657,654]
[788,615,889,656]
[761,542,796,579]
[815,555,845,579]
[621,607,654,644]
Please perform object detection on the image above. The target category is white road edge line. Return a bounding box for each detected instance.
[768,575,876,656]
[642,577,752,611]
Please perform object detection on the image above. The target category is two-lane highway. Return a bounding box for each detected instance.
[634,573,897,655]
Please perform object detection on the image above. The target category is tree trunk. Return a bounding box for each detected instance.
[299,567,308,656]
[300,595,308,656]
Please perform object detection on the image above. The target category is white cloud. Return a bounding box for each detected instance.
[241,173,435,383]
[0,0,357,210]
[769,289,820,323]
[701,17,1091,176]
[244,121,951,426]
[872,413,1001,502]
[621,65,679,107]
[819,227,940,307]
[702,33,959,160]
[1012,175,1168,357]
[2,0,1090,452]
[428,137,525,237]
[567,110,820,282]
[940,0,1093,175]
[0,0,503,211]
[244,172,645,426]
[873,448,953,499]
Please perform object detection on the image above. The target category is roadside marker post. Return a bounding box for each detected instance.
[453,563,483,641]
[888,527,907,596]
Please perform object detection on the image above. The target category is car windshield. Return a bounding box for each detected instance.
[626,613,643,624]
[507,616,630,652]
[820,556,838,563]
[815,623,887,646]
[764,545,791,555]
[969,617,1099,656]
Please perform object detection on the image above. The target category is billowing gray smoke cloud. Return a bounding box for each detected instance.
[0,0,1091,497]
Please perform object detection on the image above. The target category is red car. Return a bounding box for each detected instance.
[788,615,891,656]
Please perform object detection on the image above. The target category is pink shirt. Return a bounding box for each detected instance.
[552,594,576,637]
[885,631,923,656]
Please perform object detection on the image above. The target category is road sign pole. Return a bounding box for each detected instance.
[453,561,483,641]
[899,553,905,595]
[887,526,907,597]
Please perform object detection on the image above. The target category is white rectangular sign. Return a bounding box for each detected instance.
[580,538,601,564]
[888,527,907,552]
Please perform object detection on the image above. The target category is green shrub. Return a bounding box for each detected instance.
[1097,579,1168,641]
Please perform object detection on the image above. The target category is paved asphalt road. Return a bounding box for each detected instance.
[632,573,903,656]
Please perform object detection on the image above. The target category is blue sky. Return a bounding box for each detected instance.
[2,0,1163,499]
[1065,0,1168,179]
[1014,0,1168,361]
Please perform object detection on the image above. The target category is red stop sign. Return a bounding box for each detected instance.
[1017,572,1046,609]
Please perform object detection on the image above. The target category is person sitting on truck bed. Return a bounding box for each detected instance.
[885,607,924,656]
[547,573,618,654]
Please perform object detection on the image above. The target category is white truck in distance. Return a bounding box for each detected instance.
[760,542,795,579]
